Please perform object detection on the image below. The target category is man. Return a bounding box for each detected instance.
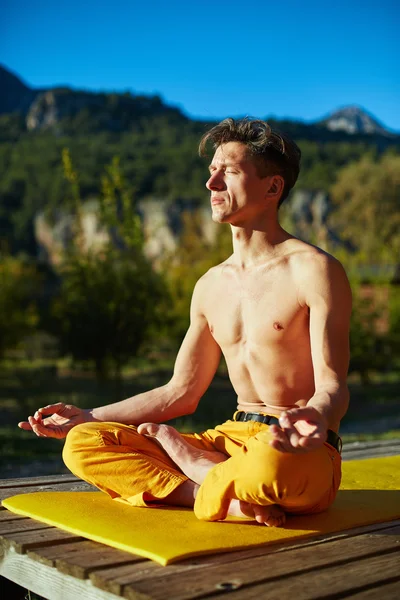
[19,118,351,527]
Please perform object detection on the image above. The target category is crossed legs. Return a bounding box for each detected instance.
[64,420,338,527]
[138,423,285,526]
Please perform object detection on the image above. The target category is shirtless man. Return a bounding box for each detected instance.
[19,118,351,527]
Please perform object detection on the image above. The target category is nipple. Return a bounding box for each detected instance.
[273,321,284,331]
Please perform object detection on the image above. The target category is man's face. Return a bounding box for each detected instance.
[206,142,273,225]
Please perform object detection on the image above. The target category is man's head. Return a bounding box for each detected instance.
[199,118,301,208]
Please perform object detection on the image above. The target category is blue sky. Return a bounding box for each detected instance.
[2,0,399,130]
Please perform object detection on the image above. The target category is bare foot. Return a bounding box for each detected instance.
[228,500,286,527]
[137,423,227,485]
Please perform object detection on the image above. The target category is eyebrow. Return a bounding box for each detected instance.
[208,162,241,171]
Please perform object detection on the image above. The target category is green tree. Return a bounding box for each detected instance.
[162,212,231,341]
[0,255,39,358]
[50,151,167,383]
[330,154,400,266]
[387,286,400,369]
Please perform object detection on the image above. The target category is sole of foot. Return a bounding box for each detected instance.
[137,423,226,485]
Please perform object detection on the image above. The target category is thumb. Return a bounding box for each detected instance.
[284,406,320,421]
[35,403,67,419]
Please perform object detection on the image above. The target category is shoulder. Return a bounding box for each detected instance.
[287,241,351,308]
[191,260,230,312]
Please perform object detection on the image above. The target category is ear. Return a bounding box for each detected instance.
[266,175,284,198]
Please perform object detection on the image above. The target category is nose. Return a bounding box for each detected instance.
[206,171,224,191]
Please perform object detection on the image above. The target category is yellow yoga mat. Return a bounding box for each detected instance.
[3,456,400,566]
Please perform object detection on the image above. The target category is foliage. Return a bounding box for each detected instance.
[49,151,167,381]
[0,107,399,257]
[0,255,39,358]
[330,153,400,265]
[161,212,232,341]
[51,251,165,380]
[387,286,400,366]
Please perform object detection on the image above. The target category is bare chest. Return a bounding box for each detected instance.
[204,269,308,349]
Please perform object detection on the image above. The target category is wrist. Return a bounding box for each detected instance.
[304,400,329,428]
[83,408,100,423]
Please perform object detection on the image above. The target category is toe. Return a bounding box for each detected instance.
[137,423,160,436]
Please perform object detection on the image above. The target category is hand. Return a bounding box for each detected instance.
[18,402,92,439]
[269,406,328,453]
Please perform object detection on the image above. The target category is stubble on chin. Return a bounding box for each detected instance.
[211,211,226,224]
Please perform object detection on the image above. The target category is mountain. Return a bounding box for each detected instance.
[25,88,188,134]
[320,105,391,136]
[0,65,39,115]
[0,65,396,138]
[0,65,399,260]
[0,65,188,134]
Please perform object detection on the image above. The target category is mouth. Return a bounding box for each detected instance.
[211,197,225,205]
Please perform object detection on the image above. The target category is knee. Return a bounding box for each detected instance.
[242,434,332,508]
[239,435,309,502]
[244,433,290,482]
[62,422,104,477]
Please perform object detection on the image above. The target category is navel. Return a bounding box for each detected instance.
[273,321,284,331]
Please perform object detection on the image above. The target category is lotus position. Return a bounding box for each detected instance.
[19,118,351,527]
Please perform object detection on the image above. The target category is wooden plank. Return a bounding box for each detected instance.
[56,548,146,579]
[113,526,400,600]
[204,552,400,600]
[88,521,400,596]
[346,579,400,599]
[1,528,83,553]
[0,519,54,535]
[0,511,28,522]
[27,540,96,567]
[343,447,400,461]
[343,439,400,451]
[27,540,145,573]
[0,549,126,600]
[0,474,79,488]
[342,440,400,461]
[26,538,98,567]
[0,480,95,502]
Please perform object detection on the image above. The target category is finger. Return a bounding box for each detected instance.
[36,403,66,417]
[269,424,286,442]
[269,438,288,453]
[18,421,33,431]
[270,424,311,453]
[298,434,326,449]
[278,414,303,449]
[285,407,327,430]
[284,406,317,420]
[28,416,59,438]
[28,416,46,437]
[269,426,293,453]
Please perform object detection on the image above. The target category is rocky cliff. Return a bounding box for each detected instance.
[320,105,391,136]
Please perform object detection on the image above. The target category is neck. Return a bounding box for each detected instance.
[230,210,292,269]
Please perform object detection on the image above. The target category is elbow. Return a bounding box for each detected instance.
[166,380,201,416]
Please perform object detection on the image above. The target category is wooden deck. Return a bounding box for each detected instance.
[1,440,399,600]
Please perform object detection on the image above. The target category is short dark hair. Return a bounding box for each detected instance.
[199,117,301,206]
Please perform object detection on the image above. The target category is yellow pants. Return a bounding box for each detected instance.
[63,416,342,521]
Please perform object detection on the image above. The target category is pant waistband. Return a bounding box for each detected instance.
[233,411,342,454]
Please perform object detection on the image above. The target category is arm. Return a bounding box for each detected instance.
[19,276,221,437]
[270,253,352,452]
[305,254,352,427]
